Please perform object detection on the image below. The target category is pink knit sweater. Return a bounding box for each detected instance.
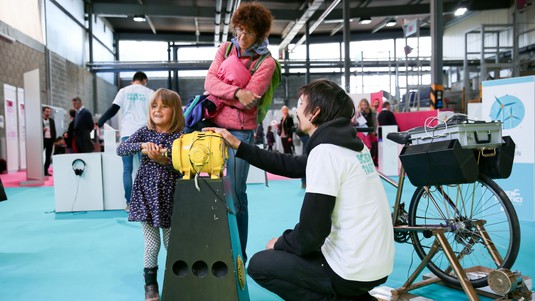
[205,42,276,131]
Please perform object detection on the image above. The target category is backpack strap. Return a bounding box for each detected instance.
[250,52,272,75]
[224,42,233,58]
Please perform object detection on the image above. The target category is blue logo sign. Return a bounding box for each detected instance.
[490,95,525,129]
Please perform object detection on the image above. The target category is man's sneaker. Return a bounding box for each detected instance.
[144,284,159,301]
[124,205,130,213]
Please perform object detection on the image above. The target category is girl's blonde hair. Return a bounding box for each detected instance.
[147,88,185,133]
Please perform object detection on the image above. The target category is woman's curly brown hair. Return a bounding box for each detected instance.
[232,2,273,43]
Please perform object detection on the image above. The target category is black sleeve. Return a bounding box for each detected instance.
[274,192,335,255]
[289,117,295,136]
[236,141,306,178]
[98,104,120,127]
[50,118,57,139]
[84,111,95,130]
[389,112,398,125]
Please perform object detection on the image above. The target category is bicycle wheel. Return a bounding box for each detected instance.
[408,175,520,288]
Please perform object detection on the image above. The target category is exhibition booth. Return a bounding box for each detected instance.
[481,76,535,221]
[52,130,126,212]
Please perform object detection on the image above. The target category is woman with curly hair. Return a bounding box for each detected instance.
[202,2,277,263]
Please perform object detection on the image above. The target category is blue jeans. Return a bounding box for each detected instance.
[121,136,135,205]
[227,129,254,262]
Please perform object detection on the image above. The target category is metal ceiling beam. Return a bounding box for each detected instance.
[278,0,325,51]
[324,1,511,20]
[92,3,213,18]
[92,3,302,20]
[145,15,156,34]
[292,0,341,51]
[221,0,236,43]
[86,58,476,73]
[116,28,430,44]
[214,0,222,44]
[92,1,512,32]
[371,17,395,34]
[330,0,370,36]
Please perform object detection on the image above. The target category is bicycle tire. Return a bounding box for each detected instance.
[408,175,520,288]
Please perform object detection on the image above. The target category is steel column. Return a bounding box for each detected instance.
[343,0,351,92]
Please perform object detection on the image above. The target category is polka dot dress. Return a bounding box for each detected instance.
[117,126,182,228]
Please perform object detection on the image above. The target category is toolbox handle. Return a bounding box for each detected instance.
[474,131,491,144]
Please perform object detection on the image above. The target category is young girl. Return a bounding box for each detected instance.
[266,125,275,151]
[116,88,184,301]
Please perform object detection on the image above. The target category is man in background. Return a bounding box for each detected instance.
[42,106,56,176]
[377,101,397,127]
[98,71,154,212]
[71,97,94,153]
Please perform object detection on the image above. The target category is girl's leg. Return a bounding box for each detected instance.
[141,222,161,301]
[162,227,171,250]
[141,222,161,269]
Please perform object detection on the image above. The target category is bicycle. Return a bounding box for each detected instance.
[367,125,520,297]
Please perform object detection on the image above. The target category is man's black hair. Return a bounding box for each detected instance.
[133,71,148,82]
[297,79,355,126]
[382,101,390,108]
[42,106,50,112]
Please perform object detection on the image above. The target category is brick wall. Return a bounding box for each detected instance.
[0,38,46,162]
[0,38,46,110]
[0,40,117,163]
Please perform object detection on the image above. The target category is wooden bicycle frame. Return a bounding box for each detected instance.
[378,167,504,301]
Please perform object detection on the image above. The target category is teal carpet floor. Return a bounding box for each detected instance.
[1,179,534,300]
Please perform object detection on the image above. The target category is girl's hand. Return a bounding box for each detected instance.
[202,127,241,150]
[144,143,168,165]
[236,89,261,110]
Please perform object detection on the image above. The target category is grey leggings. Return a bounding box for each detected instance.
[141,222,171,268]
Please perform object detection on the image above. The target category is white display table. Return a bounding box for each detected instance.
[52,149,145,212]
[246,165,267,184]
[53,153,104,212]
[246,144,267,184]
[101,153,126,210]
[378,125,401,176]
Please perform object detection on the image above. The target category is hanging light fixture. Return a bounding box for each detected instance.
[454,1,469,16]
[454,6,467,16]
[133,15,146,22]
[359,17,372,25]
[386,19,396,27]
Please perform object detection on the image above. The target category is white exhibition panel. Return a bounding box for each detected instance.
[246,165,266,184]
[23,69,44,183]
[246,144,267,184]
[53,153,104,212]
[3,84,18,172]
[50,106,66,140]
[482,76,535,221]
[467,102,482,121]
[17,88,26,169]
[483,77,535,164]
[378,125,400,176]
[101,153,126,210]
